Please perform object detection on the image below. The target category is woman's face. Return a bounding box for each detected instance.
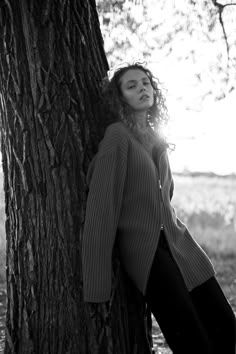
[119,69,154,112]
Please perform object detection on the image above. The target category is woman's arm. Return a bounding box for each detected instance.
[82,124,128,303]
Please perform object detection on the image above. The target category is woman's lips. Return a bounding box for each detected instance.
[140,94,150,100]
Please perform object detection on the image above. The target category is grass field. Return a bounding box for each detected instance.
[0,173,235,353]
[172,173,236,254]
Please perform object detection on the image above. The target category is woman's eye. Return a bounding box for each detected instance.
[144,81,150,86]
[128,85,135,89]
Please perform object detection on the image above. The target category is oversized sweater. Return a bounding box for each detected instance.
[82,122,215,302]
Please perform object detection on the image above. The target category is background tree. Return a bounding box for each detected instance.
[97,0,236,107]
[0,1,152,353]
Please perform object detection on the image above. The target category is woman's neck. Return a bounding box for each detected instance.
[134,111,147,129]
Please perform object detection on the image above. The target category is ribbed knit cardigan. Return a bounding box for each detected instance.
[82,122,215,302]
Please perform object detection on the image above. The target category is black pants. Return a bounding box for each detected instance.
[145,232,236,354]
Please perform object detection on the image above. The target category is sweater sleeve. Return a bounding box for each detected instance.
[82,124,128,302]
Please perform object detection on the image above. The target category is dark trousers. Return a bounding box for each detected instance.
[145,232,236,354]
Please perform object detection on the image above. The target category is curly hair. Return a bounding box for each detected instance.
[100,62,169,135]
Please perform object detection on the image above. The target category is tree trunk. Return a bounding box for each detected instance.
[0,1,152,353]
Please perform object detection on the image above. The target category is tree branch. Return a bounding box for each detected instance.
[221,2,236,7]
[211,0,236,7]
[211,0,233,59]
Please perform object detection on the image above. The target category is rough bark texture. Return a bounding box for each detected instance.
[0,1,152,353]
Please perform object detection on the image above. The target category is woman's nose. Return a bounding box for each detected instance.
[139,85,146,92]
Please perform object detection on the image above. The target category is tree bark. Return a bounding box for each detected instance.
[0,1,152,353]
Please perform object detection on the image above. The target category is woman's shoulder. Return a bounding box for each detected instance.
[105,121,130,138]
[98,122,130,153]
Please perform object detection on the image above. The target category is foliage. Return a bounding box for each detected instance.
[97,0,236,105]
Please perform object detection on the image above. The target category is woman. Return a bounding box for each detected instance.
[82,63,236,353]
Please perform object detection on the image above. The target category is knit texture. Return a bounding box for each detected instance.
[82,122,215,302]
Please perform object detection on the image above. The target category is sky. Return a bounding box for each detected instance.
[149,59,236,176]
[167,91,236,175]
